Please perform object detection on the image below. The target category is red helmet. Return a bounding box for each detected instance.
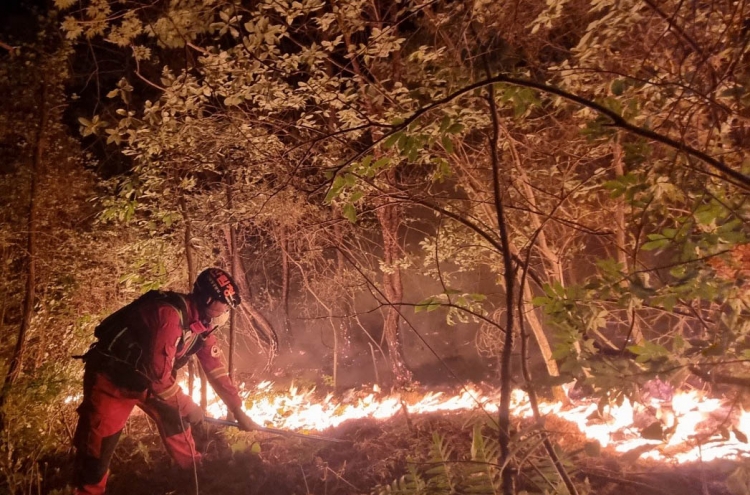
[193,268,241,308]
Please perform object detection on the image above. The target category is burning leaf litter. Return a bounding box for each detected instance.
[184,379,750,463]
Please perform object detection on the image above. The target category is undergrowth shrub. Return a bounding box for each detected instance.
[374,418,585,495]
[0,359,80,495]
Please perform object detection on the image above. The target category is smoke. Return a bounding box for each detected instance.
[228,265,513,390]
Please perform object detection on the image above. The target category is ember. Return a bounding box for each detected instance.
[184,379,750,463]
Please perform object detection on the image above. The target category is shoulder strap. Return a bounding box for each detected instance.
[157,291,190,331]
[94,290,190,342]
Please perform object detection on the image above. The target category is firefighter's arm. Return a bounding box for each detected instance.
[142,305,200,417]
[195,332,243,412]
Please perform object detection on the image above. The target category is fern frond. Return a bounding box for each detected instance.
[425,432,457,493]
[373,461,426,495]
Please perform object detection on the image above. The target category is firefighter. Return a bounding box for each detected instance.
[72,268,259,495]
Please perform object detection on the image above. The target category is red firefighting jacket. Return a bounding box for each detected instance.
[88,291,242,417]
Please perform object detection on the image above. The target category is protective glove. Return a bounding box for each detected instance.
[184,403,205,427]
[233,409,261,432]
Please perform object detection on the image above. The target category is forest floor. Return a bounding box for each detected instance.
[44,406,743,495]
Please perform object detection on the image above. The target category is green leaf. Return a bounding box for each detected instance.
[584,440,601,457]
[397,133,409,151]
[373,157,390,170]
[551,345,572,360]
[446,123,464,134]
[442,135,454,153]
[531,296,549,306]
[695,203,722,225]
[407,147,419,162]
[611,79,626,96]
[439,115,451,132]
[383,132,402,150]
[627,341,669,363]
[230,438,253,453]
[642,238,669,251]
[471,424,485,460]
[342,204,357,223]
[324,175,345,204]
[513,100,527,118]
[661,294,677,312]
[415,297,441,313]
[436,157,451,180]
[602,96,623,115]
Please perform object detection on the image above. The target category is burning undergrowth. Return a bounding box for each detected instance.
[47,382,750,494]
[199,379,750,464]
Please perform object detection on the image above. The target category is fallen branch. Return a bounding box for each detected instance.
[689,365,750,388]
[0,41,16,54]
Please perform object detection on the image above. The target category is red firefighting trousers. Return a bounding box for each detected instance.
[73,370,200,495]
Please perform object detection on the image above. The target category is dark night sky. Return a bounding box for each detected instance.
[1,0,46,15]
[0,0,48,42]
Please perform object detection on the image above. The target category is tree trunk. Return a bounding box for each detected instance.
[487,86,516,495]
[226,180,238,381]
[179,196,198,397]
[179,196,197,289]
[332,318,339,390]
[495,125,568,398]
[338,9,412,386]
[224,228,279,355]
[333,216,351,357]
[0,247,8,349]
[452,146,562,389]
[199,366,208,411]
[188,359,195,399]
[179,193,204,411]
[375,188,412,385]
[279,227,293,346]
[518,298,579,495]
[523,284,560,376]
[0,76,48,430]
[613,133,645,345]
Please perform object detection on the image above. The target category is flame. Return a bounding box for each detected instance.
[180,378,750,462]
[188,380,501,430]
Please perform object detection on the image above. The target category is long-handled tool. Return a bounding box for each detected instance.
[204,416,348,443]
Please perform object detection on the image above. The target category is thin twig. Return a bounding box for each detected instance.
[368,342,380,385]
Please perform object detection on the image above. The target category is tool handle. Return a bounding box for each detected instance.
[203,416,348,443]
[204,417,237,428]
